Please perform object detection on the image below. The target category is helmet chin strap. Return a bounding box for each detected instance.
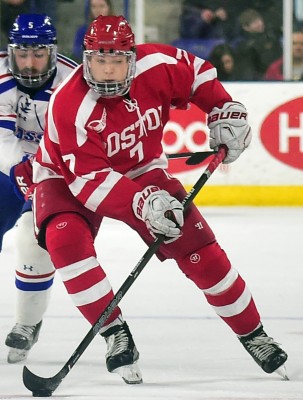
[88,79,129,98]
[18,73,50,88]
[15,66,56,89]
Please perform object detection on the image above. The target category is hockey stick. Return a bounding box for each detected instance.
[23,146,227,397]
[166,150,217,164]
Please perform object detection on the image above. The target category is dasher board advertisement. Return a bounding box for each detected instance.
[164,82,303,205]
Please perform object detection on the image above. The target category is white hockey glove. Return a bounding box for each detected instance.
[132,186,184,242]
[208,101,252,164]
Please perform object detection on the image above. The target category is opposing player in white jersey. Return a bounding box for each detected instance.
[32,15,287,383]
[0,14,77,363]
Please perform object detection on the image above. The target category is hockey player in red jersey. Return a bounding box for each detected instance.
[32,15,287,383]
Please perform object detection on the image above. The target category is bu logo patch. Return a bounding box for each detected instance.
[87,108,107,133]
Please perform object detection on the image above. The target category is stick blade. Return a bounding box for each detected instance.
[185,151,217,165]
[23,366,64,396]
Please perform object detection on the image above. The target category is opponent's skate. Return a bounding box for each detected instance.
[239,325,288,379]
[5,320,42,363]
[102,322,142,384]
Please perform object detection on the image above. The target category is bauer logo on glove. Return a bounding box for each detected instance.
[208,101,252,164]
[134,185,160,218]
[207,106,247,124]
[133,186,184,243]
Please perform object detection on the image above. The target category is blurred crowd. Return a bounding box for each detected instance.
[0,0,58,32]
[179,0,303,81]
[1,0,303,81]
[0,0,112,60]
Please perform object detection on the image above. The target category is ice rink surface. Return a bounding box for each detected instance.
[0,207,302,399]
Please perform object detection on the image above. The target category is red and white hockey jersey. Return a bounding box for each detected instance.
[0,51,77,175]
[34,43,232,221]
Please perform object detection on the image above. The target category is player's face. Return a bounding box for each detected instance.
[13,47,50,77]
[89,53,129,83]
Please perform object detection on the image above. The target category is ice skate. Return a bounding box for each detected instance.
[102,322,143,384]
[275,364,289,381]
[239,325,288,379]
[5,320,42,363]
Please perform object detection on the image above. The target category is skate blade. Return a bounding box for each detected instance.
[7,348,28,364]
[275,364,289,381]
[112,362,143,384]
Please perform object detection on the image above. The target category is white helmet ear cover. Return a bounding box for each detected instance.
[208,102,252,164]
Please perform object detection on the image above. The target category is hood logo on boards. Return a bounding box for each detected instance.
[56,222,67,229]
[88,108,107,133]
[260,97,303,170]
[163,104,210,174]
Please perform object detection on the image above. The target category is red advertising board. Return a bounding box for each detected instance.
[260,97,303,171]
[163,104,210,174]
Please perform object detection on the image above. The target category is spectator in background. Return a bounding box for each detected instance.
[245,0,283,39]
[208,43,247,81]
[30,0,57,25]
[71,0,113,63]
[235,8,282,80]
[1,0,31,47]
[264,31,303,81]
[179,0,239,41]
[0,0,57,49]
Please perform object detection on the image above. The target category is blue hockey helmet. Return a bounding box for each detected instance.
[9,14,57,46]
[8,14,57,88]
